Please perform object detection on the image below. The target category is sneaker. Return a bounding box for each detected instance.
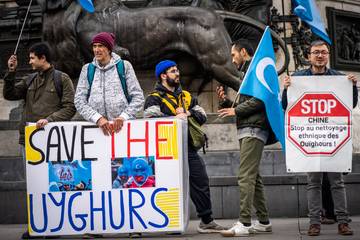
[253,221,272,233]
[307,224,321,236]
[220,221,255,237]
[338,223,353,235]
[197,220,227,233]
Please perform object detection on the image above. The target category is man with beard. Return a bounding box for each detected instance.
[144,60,226,233]
[216,39,273,237]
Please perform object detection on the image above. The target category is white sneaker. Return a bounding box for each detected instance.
[220,221,255,237]
[253,221,272,233]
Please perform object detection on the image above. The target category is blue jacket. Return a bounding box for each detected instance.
[282,67,358,110]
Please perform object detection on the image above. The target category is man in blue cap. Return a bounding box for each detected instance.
[144,60,226,233]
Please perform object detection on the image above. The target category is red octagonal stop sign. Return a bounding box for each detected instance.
[287,93,351,155]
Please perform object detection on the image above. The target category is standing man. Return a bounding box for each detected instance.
[75,32,144,134]
[282,40,357,236]
[3,42,76,239]
[4,42,76,167]
[144,60,225,233]
[217,39,273,237]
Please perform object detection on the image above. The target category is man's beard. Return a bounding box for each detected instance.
[166,76,180,88]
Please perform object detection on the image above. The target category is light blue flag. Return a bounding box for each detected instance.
[78,0,94,13]
[239,26,285,149]
[293,0,331,44]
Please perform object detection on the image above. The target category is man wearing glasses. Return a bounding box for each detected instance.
[282,40,358,236]
[144,60,226,234]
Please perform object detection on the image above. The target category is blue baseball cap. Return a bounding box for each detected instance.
[155,60,177,79]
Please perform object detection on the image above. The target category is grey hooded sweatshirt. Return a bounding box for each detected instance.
[75,52,144,123]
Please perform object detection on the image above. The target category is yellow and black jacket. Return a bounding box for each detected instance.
[144,83,206,126]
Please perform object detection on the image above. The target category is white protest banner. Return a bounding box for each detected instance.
[24,118,189,236]
[285,75,352,172]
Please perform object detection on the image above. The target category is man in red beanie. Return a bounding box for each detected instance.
[75,32,144,135]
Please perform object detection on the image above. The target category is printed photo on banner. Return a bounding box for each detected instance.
[48,160,92,192]
[111,156,155,188]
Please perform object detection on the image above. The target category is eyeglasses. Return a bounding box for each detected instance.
[166,69,179,74]
[310,51,329,56]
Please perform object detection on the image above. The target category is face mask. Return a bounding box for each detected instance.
[131,159,150,187]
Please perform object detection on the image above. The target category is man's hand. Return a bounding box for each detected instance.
[112,117,125,133]
[175,107,190,116]
[8,55,17,72]
[283,75,291,89]
[218,108,235,118]
[36,119,48,129]
[216,86,227,101]
[175,113,188,120]
[348,74,357,86]
[97,117,111,136]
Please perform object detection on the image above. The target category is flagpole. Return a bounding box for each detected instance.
[281,0,289,75]
[13,0,33,55]
[231,92,239,108]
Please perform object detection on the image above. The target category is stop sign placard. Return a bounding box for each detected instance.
[287,93,351,155]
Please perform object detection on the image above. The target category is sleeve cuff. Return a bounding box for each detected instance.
[120,112,130,121]
[91,113,103,124]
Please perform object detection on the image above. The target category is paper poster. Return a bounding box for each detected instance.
[285,75,352,172]
[25,118,189,236]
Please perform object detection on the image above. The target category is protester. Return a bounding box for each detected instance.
[3,42,76,239]
[4,42,76,166]
[75,32,144,134]
[282,40,357,236]
[144,60,225,233]
[217,39,273,237]
[113,165,129,189]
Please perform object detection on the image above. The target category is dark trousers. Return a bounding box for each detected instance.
[188,147,212,222]
[322,173,335,219]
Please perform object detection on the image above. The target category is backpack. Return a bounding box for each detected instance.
[26,70,63,99]
[150,90,208,153]
[87,60,131,103]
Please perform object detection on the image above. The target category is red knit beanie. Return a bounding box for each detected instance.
[92,32,115,52]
